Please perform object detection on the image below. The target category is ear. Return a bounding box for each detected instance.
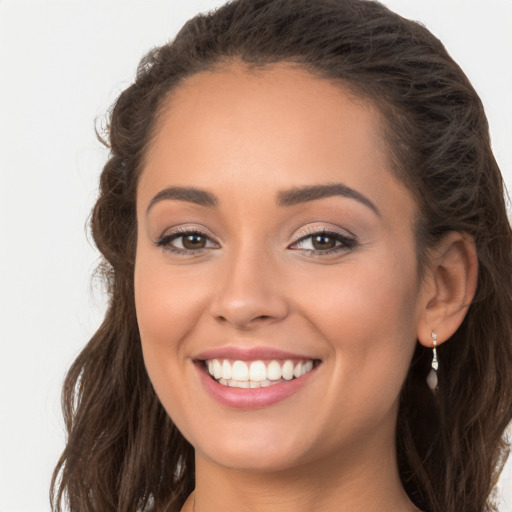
[417,231,478,348]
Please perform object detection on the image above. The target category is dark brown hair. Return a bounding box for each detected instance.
[51,1,512,511]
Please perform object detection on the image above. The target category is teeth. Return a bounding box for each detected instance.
[213,359,222,380]
[205,358,316,387]
[249,360,267,381]
[282,360,294,380]
[267,360,282,380]
[232,361,249,381]
[222,360,232,380]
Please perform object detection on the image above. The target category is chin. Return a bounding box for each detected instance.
[188,418,328,474]
[199,443,310,474]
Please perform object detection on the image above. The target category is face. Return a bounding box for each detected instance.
[135,64,425,473]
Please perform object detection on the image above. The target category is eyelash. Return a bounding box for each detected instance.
[290,228,357,256]
[156,228,217,256]
[155,228,357,256]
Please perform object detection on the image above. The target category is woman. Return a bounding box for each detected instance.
[51,1,512,511]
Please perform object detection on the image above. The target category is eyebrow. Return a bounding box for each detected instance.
[146,182,379,216]
[146,186,218,214]
[276,183,380,216]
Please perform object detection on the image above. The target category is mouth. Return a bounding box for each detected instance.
[199,358,319,389]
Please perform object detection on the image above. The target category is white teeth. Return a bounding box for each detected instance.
[218,378,278,389]
[205,358,317,387]
[222,360,232,380]
[232,361,249,381]
[249,360,267,381]
[267,360,282,380]
[213,359,222,379]
[282,360,294,380]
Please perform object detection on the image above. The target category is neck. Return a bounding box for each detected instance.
[188,430,417,512]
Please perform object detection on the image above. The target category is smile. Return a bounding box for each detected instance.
[194,348,321,409]
[205,359,315,388]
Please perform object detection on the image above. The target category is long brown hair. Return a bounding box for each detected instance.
[51,1,512,511]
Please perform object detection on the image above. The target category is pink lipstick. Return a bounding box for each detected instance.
[194,347,320,409]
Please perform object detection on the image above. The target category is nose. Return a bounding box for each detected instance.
[209,246,290,329]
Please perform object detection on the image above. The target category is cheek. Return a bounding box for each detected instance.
[133,250,207,425]
[292,250,420,419]
[134,249,209,350]
[295,249,419,339]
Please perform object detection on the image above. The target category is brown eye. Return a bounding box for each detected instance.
[182,234,207,249]
[290,229,356,255]
[156,230,219,253]
[311,234,337,250]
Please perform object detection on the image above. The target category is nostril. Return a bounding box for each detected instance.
[211,293,290,328]
[213,313,279,331]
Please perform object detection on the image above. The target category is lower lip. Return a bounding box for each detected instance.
[196,363,318,409]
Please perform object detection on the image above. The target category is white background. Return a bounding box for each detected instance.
[1,1,511,511]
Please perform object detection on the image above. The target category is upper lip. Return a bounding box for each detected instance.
[194,346,319,361]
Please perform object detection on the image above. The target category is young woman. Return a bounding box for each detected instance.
[51,1,512,511]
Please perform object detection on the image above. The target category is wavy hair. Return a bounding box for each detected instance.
[51,1,512,511]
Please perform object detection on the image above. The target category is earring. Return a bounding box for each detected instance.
[426,331,439,393]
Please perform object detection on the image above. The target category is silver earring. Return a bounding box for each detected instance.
[426,331,439,393]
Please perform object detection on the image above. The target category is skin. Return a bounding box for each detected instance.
[134,63,477,512]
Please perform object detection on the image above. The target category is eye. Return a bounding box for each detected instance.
[156,229,219,254]
[290,229,356,254]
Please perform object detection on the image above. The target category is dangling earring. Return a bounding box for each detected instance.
[426,331,439,393]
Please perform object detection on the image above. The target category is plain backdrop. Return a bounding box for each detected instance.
[1,1,511,511]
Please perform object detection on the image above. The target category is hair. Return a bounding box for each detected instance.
[51,1,512,511]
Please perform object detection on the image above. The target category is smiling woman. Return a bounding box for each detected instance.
[50,1,512,512]
[135,65,427,489]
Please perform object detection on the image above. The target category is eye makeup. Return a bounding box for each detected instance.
[289,227,358,257]
[155,227,219,256]
[155,224,358,258]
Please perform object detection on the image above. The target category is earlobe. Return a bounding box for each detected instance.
[417,231,478,347]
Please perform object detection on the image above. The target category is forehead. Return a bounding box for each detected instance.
[139,63,415,224]
[150,63,384,158]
